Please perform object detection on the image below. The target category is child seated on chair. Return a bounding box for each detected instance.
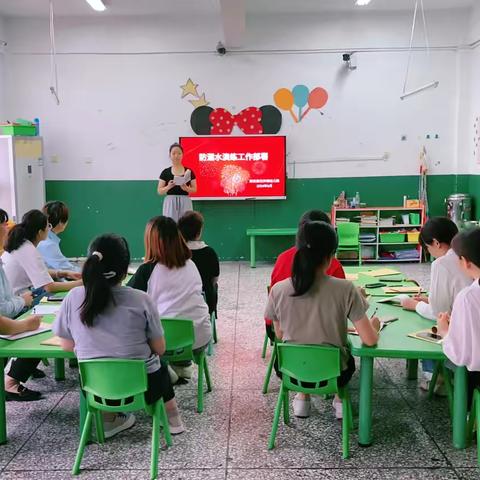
[401,217,470,392]
[53,234,184,437]
[178,211,219,316]
[437,227,480,408]
[128,216,211,383]
[265,220,379,420]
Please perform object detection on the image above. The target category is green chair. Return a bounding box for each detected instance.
[161,318,212,413]
[262,337,279,394]
[428,361,453,415]
[336,222,362,266]
[268,344,353,458]
[262,285,273,359]
[72,359,172,480]
[207,311,217,357]
[467,388,480,465]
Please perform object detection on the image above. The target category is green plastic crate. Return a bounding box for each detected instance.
[1,125,36,136]
[379,232,405,243]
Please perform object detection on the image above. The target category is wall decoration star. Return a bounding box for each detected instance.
[189,93,210,108]
[180,78,199,98]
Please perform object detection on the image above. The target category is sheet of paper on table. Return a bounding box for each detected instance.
[32,304,61,315]
[362,268,399,277]
[0,322,51,341]
[40,335,63,347]
[383,286,424,294]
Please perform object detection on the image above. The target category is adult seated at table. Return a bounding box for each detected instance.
[265,220,379,419]
[265,210,346,376]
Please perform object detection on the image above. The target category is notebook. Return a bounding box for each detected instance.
[0,322,51,341]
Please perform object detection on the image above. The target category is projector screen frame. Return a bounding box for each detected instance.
[179,135,287,201]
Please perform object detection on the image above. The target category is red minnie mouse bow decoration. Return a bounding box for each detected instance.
[190,105,282,135]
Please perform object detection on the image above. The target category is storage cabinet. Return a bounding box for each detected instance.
[331,205,426,263]
[0,136,45,222]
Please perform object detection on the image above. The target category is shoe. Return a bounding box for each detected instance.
[293,394,311,418]
[104,413,136,439]
[31,368,46,379]
[332,398,343,420]
[167,414,185,435]
[5,384,42,402]
[171,364,194,380]
[167,365,179,384]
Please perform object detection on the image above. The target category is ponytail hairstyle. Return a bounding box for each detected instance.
[295,210,331,249]
[80,234,130,327]
[144,215,191,269]
[291,221,338,297]
[5,209,48,252]
[43,201,69,228]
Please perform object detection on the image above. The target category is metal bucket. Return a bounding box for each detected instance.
[446,193,472,228]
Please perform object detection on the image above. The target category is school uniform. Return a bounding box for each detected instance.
[160,167,196,222]
[443,279,480,407]
[265,274,368,386]
[128,259,211,350]
[53,285,174,405]
[1,240,53,295]
[187,240,220,314]
[37,231,80,272]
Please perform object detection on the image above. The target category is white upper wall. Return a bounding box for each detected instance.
[2,7,474,181]
[0,16,5,118]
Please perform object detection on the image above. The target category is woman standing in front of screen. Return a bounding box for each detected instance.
[157,143,197,222]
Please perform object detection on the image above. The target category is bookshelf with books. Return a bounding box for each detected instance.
[331,205,426,263]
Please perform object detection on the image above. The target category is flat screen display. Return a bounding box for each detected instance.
[179,136,286,200]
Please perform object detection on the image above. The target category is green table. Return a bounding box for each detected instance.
[246,228,297,268]
[349,302,468,449]
[0,314,77,445]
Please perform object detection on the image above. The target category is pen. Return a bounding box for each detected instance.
[371,307,378,318]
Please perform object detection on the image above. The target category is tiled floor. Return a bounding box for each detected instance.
[1,261,479,480]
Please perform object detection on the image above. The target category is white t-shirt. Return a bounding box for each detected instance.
[1,240,53,295]
[443,280,480,372]
[416,249,471,320]
[146,260,211,350]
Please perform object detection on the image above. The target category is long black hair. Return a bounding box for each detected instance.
[291,221,338,297]
[80,234,130,327]
[4,209,48,252]
[295,210,331,248]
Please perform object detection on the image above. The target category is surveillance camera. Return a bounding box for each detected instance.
[342,52,357,70]
[216,41,226,56]
[0,41,7,47]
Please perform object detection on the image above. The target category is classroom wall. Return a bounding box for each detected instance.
[2,8,478,259]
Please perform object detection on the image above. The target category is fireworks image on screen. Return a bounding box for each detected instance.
[220,165,251,196]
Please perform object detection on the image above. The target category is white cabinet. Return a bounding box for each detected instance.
[0,136,45,222]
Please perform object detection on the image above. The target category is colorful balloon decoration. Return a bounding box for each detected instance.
[273,85,328,123]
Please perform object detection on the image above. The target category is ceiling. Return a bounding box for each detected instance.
[0,0,475,18]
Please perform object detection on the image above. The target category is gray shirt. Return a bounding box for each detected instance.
[53,285,164,373]
[0,259,25,318]
[265,274,368,369]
